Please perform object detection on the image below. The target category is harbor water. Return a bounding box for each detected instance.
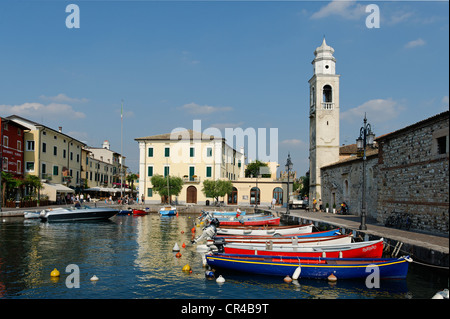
[0,214,447,299]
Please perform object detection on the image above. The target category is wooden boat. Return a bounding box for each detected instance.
[40,206,118,221]
[216,223,313,236]
[216,215,280,226]
[207,234,353,246]
[206,253,412,280]
[159,205,177,216]
[214,228,341,239]
[222,238,384,258]
[133,209,148,216]
[202,210,246,217]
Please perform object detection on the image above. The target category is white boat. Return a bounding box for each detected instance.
[40,206,118,221]
[216,223,314,236]
[24,211,41,219]
[159,205,177,216]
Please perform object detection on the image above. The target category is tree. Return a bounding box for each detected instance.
[1,172,20,206]
[23,174,43,200]
[126,173,138,192]
[245,160,271,178]
[202,179,233,203]
[150,174,183,204]
[299,175,309,198]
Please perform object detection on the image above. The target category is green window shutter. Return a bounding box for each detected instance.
[165,147,170,157]
[190,147,194,157]
[164,166,170,177]
[147,188,153,197]
[147,166,153,177]
[206,166,212,177]
[148,147,153,157]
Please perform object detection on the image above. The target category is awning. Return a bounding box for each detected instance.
[41,183,75,201]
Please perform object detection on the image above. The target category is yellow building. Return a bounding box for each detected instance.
[7,115,84,202]
[135,130,245,204]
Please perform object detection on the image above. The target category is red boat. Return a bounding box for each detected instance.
[217,216,280,226]
[222,239,384,258]
[133,209,148,216]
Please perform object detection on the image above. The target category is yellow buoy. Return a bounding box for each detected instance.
[182,264,191,272]
[50,268,60,277]
[327,273,337,282]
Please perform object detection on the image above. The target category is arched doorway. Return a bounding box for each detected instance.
[186,186,197,204]
[227,187,238,205]
[250,187,260,205]
[273,187,283,205]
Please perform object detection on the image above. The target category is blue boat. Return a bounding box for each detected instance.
[159,206,177,216]
[206,253,412,280]
[203,210,246,217]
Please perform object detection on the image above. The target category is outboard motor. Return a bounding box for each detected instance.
[212,237,226,253]
[191,221,218,244]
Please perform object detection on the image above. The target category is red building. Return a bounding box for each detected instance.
[1,117,29,178]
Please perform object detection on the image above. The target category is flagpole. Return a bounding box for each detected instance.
[120,99,123,201]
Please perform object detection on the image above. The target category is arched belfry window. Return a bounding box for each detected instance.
[322,85,333,109]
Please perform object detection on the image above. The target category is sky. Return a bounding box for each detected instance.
[0,0,448,177]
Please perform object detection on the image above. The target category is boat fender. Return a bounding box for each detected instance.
[339,251,343,258]
[182,243,186,248]
[216,275,225,283]
[292,266,301,280]
[431,289,449,299]
[50,268,60,277]
[173,243,180,252]
[327,273,337,282]
[176,252,182,258]
[284,275,293,283]
[202,255,207,267]
[191,227,196,234]
[90,275,99,281]
[182,264,191,272]
[205,270,215,279]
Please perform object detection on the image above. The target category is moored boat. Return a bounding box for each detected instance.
[40,206,118,221]
[133,209,148,216]
[216,223,313,236]
[159,205,177,216]
[202,210,246,217]
[24,211,41,219]
[221,238,384,258]
[206,253,412,280]
[215,228,341,239]
[215,215,280,226]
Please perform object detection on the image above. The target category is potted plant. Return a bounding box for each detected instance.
[325,203,329,213]
[332,203,336,214]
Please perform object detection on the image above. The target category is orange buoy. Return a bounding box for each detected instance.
[181,230,185,234]
[176,252,182,258]
[191,227,196,233]
[284,275,293,283]
[182,243,186,248]
[328,273,337,282]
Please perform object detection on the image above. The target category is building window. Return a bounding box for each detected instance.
[207,147,212,157]
[147,166,153,177]
[164,166,170,177]
[190,147,195,157]
[3,136,8,147]
[42,143,46,153]
[147,188,153,197]
[250,187,260,205]
[3,158,8,171]
[437,136,448,154]
[17,160,21,174]
[148,147,153,157]
[206,166,212,178]
[26,141,35,151]
[53,146,57,156]
[53,165,59,176]
[273,187,283,205]
[25,162,35,172]
[165,147,170,157]
[42,163,46,174]
[17,141,22,151]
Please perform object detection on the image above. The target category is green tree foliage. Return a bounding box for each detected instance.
[244,160,271,178]
[150,175,184,203]
[202,179,233,203]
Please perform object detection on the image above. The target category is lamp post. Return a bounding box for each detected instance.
[356,114,375,230]
[285,153,293,215]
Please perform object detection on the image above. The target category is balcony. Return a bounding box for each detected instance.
[322,102,334,110]
[182,176,201,184]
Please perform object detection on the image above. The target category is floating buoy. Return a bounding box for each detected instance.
[328,273,337,282]
[216,275,225,283]
[284,275,293,283]
[173,243,180,252]
[191,227,196,233]
[176,252,182,258]
[202,254,207,267]
[182,242,186,248]
[292,266,301,280]
[90,275,99,281]
[50,268,60,277]
[205,270,215,278]
[181,230,184,234]
[182,264,191,272]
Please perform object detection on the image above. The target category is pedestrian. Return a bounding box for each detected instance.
[313,198,317,212]
[271,198,276,209]
[141,194,145,205]
[319,199,323,212]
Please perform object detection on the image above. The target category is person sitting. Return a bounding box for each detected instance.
[74,200,81,208]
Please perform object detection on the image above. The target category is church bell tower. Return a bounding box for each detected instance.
[309,38,340,203]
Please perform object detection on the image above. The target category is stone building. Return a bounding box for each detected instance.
[377,111,449,234]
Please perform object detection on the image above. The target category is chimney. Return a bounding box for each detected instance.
[59,126,62,132]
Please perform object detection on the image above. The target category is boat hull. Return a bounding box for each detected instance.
[208,234,352,246]
[216,224,313,236]
[206,253,411,280]
[217,217,280,226]
[133,209,148,216]
[223,239,384,258]
[40,207,118,221]
[216,228,341,239]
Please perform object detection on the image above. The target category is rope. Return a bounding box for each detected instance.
[384,241,449,269]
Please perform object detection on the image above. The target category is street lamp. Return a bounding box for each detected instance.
[356,114,375,230]
[285,153,293,215]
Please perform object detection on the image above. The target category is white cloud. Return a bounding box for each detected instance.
[39,93,89,103]
[281,139,306,146]
[404,38,426,49]
[180,102,233,115]
[0,102,86,119]
[341,98,405,123]
[311,0,365,20]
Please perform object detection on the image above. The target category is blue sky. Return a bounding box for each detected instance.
[1,0,448,176]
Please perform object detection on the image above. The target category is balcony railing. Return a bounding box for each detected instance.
[322,102,334,110]
[183,176,201,183]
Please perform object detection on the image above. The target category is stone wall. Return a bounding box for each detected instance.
[321,155,379,219]
[377,112,449,234]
